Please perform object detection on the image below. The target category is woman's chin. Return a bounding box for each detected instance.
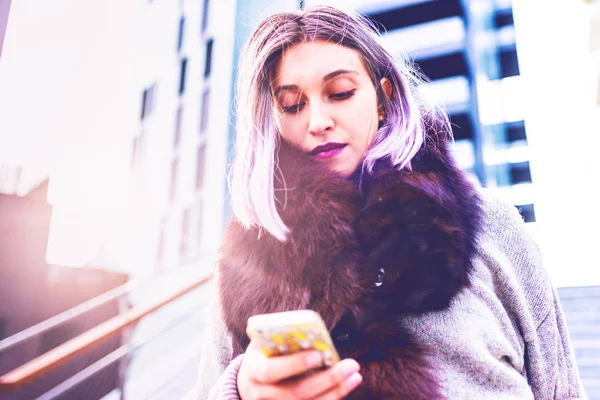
[328,161,359,178]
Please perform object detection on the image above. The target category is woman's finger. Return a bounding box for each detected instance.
[281,358,361,399]
[312,371,363,400]
[248,345,325,384]
[249,360,362,400]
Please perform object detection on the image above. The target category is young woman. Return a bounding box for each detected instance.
[193,6,585,400]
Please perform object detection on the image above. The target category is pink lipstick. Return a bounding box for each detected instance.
[309,143,347,159]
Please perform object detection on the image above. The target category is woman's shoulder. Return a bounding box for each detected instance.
[477,189,533,239]
[475,188,541,259]
[473,188,554,322]
[475,187,542,264]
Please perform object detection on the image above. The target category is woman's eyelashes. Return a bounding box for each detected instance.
[280,89,356,114]
[329,89,356,100]
[282,102,305,114]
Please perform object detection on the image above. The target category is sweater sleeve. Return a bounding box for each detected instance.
[528,286,587,400]
[193,314,244,400]
[480,192,587,400]
[187,280,244,400]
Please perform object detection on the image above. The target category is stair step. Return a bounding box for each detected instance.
[560,299,600,313]
[575,357,600,367]
[567,324,600,333]
[582,377,600,389]
[579,365,600,379]
[557,286,600,300]
[572,340,600,349]
[566,324,600,341]
[575,348,600,360]
[564,310,600,324]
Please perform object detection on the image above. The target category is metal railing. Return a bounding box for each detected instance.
[0,272,213,396]
[36,309,200,400]
[0,280,141,354]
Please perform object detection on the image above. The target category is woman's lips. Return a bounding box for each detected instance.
[309,143,347,159]
[313,146,346,159]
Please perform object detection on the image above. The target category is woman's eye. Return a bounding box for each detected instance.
[282,103,304,114]
[330,89,356,100]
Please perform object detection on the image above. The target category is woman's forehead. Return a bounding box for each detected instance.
[272,41,368,87]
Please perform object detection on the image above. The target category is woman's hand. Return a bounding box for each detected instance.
[237,340,362,400]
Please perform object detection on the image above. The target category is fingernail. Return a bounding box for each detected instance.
[340,359,360,377]
[346,372,362,390]
[305,352,322,368]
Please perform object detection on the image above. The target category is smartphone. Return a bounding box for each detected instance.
[246,309,340,367]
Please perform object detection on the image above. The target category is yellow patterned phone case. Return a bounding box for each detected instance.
[246,309,340,367]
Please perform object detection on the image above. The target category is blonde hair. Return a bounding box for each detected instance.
[230,6,449,241]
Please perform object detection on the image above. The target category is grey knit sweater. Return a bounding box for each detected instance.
[188,192,587,400]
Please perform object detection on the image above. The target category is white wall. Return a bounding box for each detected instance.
[513,0,600,287]
[0,0,141,266]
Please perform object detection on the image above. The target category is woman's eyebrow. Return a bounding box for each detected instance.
[273,70,359,96]
[322,69,359,82]
[273,84,299,96]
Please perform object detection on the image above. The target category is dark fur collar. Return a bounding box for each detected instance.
[218,129,482,399]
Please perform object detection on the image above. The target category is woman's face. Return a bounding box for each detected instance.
[272,41,383,177]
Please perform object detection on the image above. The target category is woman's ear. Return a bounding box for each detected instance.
[380,78,393,99]
[378,78,393,121]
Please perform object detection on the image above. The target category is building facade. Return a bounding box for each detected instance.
[107,0,300,280]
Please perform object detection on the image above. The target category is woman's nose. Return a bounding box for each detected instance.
[307,103,334,136]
